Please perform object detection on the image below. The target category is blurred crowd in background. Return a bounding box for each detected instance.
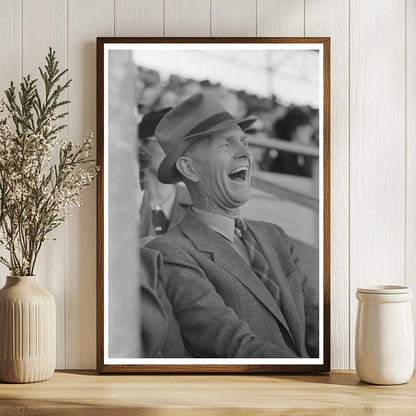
[134,66,319,178]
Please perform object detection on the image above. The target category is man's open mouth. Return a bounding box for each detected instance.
[228,166,248,182]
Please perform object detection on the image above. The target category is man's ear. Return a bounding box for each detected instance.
[176,156,199,182]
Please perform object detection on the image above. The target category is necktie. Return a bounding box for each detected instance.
[152,206,169,235]
[234,218,281,307]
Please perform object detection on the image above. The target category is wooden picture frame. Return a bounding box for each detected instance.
[97,37,330,373]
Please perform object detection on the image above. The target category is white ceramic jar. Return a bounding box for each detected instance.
[355,285,414,385]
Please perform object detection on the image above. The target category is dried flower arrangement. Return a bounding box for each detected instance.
[0,48,97,276]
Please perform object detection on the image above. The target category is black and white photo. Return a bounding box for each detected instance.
[97,38,330,373]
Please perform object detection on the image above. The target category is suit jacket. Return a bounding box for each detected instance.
[147,210,319,359]
[140,184,192,238]
[290,237,319,292]
[140,246,191,358]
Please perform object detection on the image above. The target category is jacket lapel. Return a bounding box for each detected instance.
[139,192,154,237]
[179,211,293,338]
[247,222,304,353]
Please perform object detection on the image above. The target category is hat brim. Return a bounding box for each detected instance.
[157,115,257,184]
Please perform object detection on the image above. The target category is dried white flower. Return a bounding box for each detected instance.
[0,49,98,276]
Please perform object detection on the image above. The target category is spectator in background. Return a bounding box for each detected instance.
[308,106,319,145]
[270,107,315,178]
[239,93,287,171]
[245,117,268,171]
[138,146,190,358]
[150,89,180,112]
[138,108,192,240]
[181,79,201,98]
[136,67,164,115]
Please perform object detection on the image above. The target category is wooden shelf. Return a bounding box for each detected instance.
[0,370,415,415]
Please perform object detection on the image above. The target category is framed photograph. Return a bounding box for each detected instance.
[97,37,330,373]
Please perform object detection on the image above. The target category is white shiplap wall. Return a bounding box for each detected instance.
[0,0,414,370]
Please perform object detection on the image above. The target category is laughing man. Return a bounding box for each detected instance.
[147,92,319,358]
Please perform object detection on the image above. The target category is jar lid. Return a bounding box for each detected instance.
[357,285,411,294]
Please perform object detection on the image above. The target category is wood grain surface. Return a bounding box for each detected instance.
[115,0,163,37]
[165,0,210,37]
[257,0,304,37]
[305,0,350,371]
[406,0,416,366]
[211,0,256,37]
[349,0,406,369]
[21,0,68,369]
[0,371,415,415]
[0,0,22,295]
[66,0,114,370]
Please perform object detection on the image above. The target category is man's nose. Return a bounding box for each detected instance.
[235,142,252,159]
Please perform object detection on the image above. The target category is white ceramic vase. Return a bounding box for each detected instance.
[355,285,414,385]
[0,276,56,383]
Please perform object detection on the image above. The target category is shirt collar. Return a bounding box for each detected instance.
[150,187,176,220]
[192,207,236,242]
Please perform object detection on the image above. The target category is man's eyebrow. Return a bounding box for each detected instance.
[214,134,245,143]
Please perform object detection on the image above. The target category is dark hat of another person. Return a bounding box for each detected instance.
[274,106,311,141]
[155,92,257,184]
[139,107,172,140]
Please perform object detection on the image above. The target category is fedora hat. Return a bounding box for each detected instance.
[155,92,257,184]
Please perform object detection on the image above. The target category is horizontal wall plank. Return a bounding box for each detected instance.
[349,0,406,368]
